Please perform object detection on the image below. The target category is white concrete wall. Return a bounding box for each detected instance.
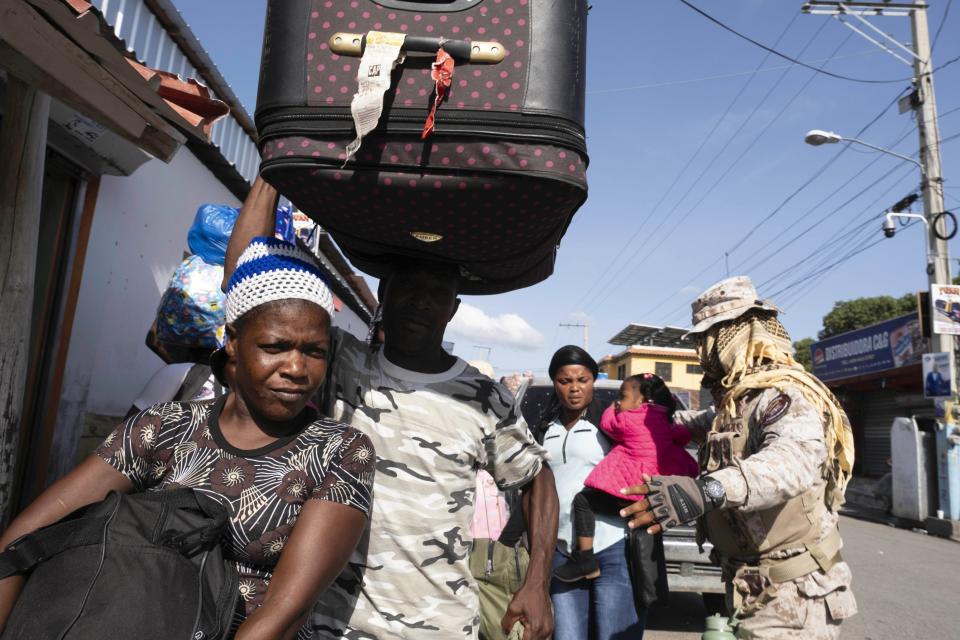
[49,147,240,479]
[331,300,370,342]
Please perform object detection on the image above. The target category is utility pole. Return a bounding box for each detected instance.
[803,1,958,529]
[801,5,950,287]
[559,322,589,351]
[910,5,952,356]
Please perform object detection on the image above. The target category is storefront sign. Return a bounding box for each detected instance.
[931,284,960,335]
[922,352,953,398]
[811,313,925,382]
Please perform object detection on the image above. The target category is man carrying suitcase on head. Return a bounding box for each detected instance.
[621,276,858,639]
[223,178,559,640]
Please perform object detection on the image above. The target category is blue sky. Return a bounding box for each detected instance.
[173,0,960,377]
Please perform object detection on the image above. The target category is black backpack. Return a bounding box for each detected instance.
[0,489,238,640]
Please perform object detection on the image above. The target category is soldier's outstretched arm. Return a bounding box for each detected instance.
[711,388,827,512]
[674,408,715,444]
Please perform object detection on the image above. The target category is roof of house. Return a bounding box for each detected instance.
[3,0,231,161]
[88,0,259,200]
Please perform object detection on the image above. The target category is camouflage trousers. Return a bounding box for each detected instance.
[727,561,857,639]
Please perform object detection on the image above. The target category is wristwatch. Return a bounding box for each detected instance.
[700,476,727,509]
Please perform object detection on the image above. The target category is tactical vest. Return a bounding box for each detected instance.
[699,392,829,561]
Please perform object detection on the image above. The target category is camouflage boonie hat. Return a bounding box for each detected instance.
[685,275,781,337]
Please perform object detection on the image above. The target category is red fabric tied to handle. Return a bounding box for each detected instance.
[422,48,455,139]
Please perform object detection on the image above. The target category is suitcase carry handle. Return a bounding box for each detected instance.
[369,0,480,11]
[329,32,505,63]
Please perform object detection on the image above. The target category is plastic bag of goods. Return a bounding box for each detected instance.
[187,204,239,266]
[155,255,226,350]
[274,205,296,244]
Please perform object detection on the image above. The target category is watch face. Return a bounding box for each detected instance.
[704,480,725,500]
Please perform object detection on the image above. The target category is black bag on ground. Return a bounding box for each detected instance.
[0,488,238,640]
[255,0,590,294]
[627,527,669,610]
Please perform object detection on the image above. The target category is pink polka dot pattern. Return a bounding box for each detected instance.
[262,135,587,186]
[258,1,589,292]
[261,135,587,270]
[304,0,530,113]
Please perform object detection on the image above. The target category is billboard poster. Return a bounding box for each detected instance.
[811,313,926,382]
[922,352,953,398]
[931,284,960,335]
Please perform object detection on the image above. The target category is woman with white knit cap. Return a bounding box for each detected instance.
[0,237,375,640]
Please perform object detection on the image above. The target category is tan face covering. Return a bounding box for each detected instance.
[702,311,855,509]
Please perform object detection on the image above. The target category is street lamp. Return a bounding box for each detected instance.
[803,129,925,175]
[804,128,955,267]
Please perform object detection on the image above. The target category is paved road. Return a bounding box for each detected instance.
[644,515,960,639]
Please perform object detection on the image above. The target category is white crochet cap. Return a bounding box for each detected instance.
[225,236,335,324]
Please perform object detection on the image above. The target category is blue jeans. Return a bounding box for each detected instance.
[550,538,646,640]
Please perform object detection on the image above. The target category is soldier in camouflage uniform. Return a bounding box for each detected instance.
[622,276,858,639]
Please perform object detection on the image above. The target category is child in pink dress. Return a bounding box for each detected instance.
[554,373,699,582]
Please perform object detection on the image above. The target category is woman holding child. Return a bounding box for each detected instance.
[537,345,699,640]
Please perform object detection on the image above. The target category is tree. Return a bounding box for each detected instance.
[793,338,814,372]
[818,294,917,340]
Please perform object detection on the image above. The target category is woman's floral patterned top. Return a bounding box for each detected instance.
[96,395,375,638]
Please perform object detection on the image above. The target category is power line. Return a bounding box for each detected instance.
[647,88,909,324]
[656,120,960,327]
[759,124,960,295]
[756,172,919,292]
[768,212,894,303]
[731,106,960,276]
[757,177,919,291]
[729,100,960,263]
[570,11,804,314]
[767,223,919,300]
[676,0,913,84]
[932,0,953,54]
[586,48,882,95]
[582,21,841,314]
[776,227,879,306]
[637,257,725,323]
[736,134,918,275]
[935,53,960,73]
[657,153,918,326]
[724,90,909,257]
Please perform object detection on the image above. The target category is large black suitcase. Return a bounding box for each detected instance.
[256,0,589,294]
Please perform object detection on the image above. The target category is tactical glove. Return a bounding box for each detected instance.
[646,475,725,531]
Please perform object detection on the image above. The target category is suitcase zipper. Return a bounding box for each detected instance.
[259,155,587,192]
[257,110,587,154]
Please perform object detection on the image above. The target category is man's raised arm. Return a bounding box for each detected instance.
[222,176,280,291]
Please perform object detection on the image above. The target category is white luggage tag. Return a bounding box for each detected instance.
[345,31,407,161]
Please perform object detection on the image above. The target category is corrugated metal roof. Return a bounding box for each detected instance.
[89,0,259,187]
